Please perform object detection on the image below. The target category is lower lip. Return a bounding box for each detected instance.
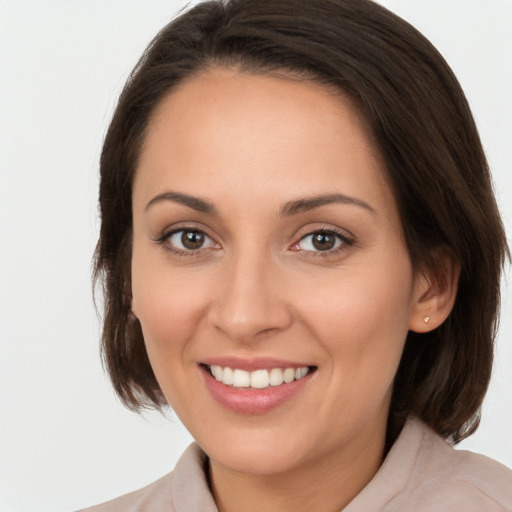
[201,366,312,415]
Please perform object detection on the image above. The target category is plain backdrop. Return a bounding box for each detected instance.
[1,1,511,511]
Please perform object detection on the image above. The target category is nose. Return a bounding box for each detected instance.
[208,250,293,343]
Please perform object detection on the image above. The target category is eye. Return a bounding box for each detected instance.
[166,229,217,252]
[294,229,352,253]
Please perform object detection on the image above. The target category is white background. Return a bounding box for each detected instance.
[0,1,511,511]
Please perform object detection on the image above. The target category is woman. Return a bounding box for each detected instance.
[81,0,511,510]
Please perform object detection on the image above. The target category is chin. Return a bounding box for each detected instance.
[205,437,310,476]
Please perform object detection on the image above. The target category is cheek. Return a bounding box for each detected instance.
[131,259,212,414]
[131,253,209,359]
[297,260,414,377]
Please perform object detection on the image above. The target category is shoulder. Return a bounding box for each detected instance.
[345,417,512,512]
[75,471,175,512]
[405,419,512,511]
[75,443,216,512]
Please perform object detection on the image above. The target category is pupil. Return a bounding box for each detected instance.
[182,231,204,249]
[312,232,335,251]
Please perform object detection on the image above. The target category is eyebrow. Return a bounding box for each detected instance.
[280,193,377,216]
[145,191,217,214]
[145,190,376,217]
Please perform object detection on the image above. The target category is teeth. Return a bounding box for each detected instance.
[283,368,295,383]
[208,365,311,389]
[223,366,233,385]
[250,369,269,389]
[232,369,250,387]
[212,365,223,381]
[269,368,284,386]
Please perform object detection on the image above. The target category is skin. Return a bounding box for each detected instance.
[131,68,448,512]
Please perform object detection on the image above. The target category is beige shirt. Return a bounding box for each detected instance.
[78,418,512,511]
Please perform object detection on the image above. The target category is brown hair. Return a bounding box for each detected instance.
[94,0,508,443]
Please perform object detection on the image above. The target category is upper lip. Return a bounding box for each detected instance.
[200,356,313,372]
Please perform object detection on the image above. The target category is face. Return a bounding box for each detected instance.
[131,69,426,477]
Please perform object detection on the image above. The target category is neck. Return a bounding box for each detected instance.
[208,421,386,512]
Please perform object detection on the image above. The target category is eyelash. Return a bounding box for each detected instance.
[293,227,354,257]
[154,228,218,257]
[154,226,355,257]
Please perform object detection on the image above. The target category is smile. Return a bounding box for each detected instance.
[200,361,316,414]
[207,365,311,389]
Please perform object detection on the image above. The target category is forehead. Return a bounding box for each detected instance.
[134,68,394,219]
[145,68,372,156]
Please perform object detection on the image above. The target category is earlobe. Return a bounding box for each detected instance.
[409,250,460,333]
[130,300,138,320]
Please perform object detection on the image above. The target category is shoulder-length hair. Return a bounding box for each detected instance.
[94,0,508,443]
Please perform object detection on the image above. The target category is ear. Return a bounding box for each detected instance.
[409,248,460,333]
[130,299,138,320]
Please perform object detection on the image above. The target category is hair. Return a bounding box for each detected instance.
[94,0,508,444]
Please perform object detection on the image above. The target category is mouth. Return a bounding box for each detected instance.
[199,361,316,414]
[202,363,315,389]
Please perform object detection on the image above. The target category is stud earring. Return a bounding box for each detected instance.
[423,316,430,324]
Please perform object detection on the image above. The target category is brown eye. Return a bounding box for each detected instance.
[296,230,349,253]
[166,229,216,252]
[312,232,336,251]
[181,230,205,249]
